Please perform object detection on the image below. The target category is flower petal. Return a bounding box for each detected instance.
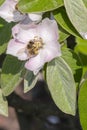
[0,0,15,22]
[38,18,59,43]
[12,22,38,43]
[43,41,61,62]
[12,16,32,39]
[0,0,25,22]
[12,23,20,38]
[28,13,43,22]
[6,39,28,60]
[25,52,45,75]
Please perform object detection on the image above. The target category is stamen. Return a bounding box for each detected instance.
[26,36,43,56]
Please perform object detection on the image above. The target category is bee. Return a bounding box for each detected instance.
[26,37,43,56]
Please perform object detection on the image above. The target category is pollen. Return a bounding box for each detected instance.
[26,36,43,56]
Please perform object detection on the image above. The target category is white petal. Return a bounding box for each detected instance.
[12,16,32,39]
[38,18,59,43]
[28,13,43,22]
[25,53,45,75]
[0,0,25,22]
[12,23,20,38]
[17,50,29,61]
[6,39,28,60]
[12,22,38,43]
[0,0,15,22]
[44,41,61,62]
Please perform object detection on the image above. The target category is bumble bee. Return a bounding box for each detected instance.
[27,37,43,56]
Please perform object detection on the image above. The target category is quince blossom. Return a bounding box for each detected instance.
[0,0,25,22]
[0,0,42,22]
[6,18,61,74]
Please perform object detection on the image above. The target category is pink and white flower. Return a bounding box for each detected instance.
[6,18,61,74]
[0,0,43,23]
[0,0,25,22]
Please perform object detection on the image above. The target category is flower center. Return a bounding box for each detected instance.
[26,36,43,56]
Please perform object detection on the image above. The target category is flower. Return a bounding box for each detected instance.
[0,0,25,22]
[0,0,43,23]
[6,18,61,74]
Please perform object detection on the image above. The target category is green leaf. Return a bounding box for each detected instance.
[0,18,14,54]
[1,55,24,96]
[18,0,63,13]
[54,7,80,37]
[0,0,5,6]
[59,25,70,42]
[62,48,82,85]
[24,70,38,93]
[64,0,87,39]
[78,79,87,130]
[83,0,87,7]
[77,53,87,76]
[75,37,87,55]
[47,57,76,115]
[0,89,8,116]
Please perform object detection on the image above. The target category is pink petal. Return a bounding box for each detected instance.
[12,22,38,43]
[28,13,43,22]
[6,39,28,60]
[38,18,59,43]
[12,16,32,39]
[43,41,61,62]
[0,0,25,22]
[12,23,20,38]
[0,0,15,22]
[25,52,45,75]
